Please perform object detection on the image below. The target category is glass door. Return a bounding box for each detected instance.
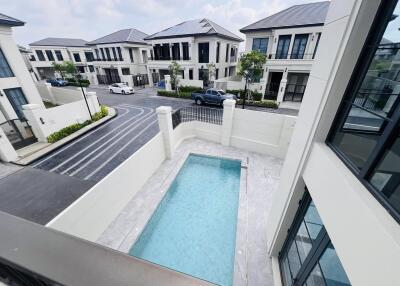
[279,190,351,286]
[4,88,28,120]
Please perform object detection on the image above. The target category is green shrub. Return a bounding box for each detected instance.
[47,105,109,143]
[157,90,192,99]
[47,120,91,143]
[226,89,245,96]
[252,91,262,101]
[179,86,203,92]
[65,78,90,87]
[236,99,278,109]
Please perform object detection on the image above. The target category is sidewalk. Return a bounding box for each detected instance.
[13,107,117,166]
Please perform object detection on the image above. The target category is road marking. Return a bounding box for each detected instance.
[83,120,158,180]
[31,105,133,167]
[50,108,153,173]
[68,114,157,176]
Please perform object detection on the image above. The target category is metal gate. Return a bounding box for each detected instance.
[0,119,37,150]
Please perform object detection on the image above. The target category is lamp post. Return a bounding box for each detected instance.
[76,73,93,121]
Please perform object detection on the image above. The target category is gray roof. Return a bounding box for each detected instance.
[0,13,24,27]
[30,37,88,47]
[87,28,149,45]
[240,1,330,32]
[146,19,243,42]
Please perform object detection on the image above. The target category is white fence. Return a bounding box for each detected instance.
[179,79,203,88]
[46,101,296,241]
[47,133,166,241]
[36,83,85,105]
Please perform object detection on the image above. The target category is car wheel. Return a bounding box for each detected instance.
[195,98,203,106]
[122,90,126,95]
[220,100,224,107]
[110,89,113,93]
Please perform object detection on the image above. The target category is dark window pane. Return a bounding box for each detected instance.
[36,50,45,61]
[198,42,209,63]
[331,105,386,169]
[73,53,81,62]
[304,263,325,286]
[318,243,351,286]
[287,240,302,278]
[4,88,28,120]
[55,50,63,61]
[45,50,54,61]
[117,47,123,61]
[0,48,14,77]
[304,202,324,240]
[291,34,308,59]
[252,38,269,54]
[369,134,400,214]
[276,35,291,59]
[282,257,293,286]
[295,222,313,263]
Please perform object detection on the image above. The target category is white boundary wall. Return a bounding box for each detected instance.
[47,133,166,241]
[47,104,295,241]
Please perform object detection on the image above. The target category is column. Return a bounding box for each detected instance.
[156,106,174,159]
[0,127,18,162]
[179,43,183,60]
[276,69,288,104]
[221,99,236,146]
[22,104,48,142]
[86,91,101,113]
[44,83,57,105]
[164,75,172,91]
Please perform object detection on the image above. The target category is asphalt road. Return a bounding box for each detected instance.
[32,87,193,183]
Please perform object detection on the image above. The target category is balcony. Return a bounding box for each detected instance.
[268,53,314,60]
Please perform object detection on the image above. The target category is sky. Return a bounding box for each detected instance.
[1,0,320,49]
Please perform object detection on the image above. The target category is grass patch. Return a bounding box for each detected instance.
[47,105,109,143]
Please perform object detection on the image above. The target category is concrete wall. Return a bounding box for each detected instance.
[231,109,296,158]
[266,0,400,285]
[36,83,86,105]
[47,133,166,241]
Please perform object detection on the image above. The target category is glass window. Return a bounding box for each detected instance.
[105,48,111,61]
[182,43,189,60]
[252,38,269,54]
[291,34,308,59]
[73,53,81,62]
[121,68,130,75]
[279,192,350,286]
[54,50,63,61]
[36,50,45,61]
[0,48,14,78]
[112,47,117,61]
[129,48,134,63]
[100,48,105,60]
[85,52,94,62]
[328,0,400,221]
[216,42,220,63]
[276,35,291,59]
[198,42,209,63]
[4,88,28,120]
[45,50,54,61]
[304,243,351,286]
[117,47,123,61]
[95,49,100,60]
[88,65,94,72]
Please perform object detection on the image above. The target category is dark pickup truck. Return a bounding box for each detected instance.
[191,88,237,106]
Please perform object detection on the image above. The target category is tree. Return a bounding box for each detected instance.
[168,61,181,94]
[51,61,77,79]
[237,50,267,109]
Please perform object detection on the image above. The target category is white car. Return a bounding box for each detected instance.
[108,83,134,94]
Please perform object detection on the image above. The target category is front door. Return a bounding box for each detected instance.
[4,88,28,120]
[265,72,283,100]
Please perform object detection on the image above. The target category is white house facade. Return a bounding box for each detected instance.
[29,38,96,81]
[0,14,46,160]
[266,0,400,285]
[240,1,329,105]
[87,28,151,87]
[145,19,242,87]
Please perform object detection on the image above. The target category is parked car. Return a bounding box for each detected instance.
[191,88,237,106]
[46,78,68,87]
[108,83,134,95]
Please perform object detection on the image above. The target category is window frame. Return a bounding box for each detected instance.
[252,38,269,54]
[73,53,81,62]
[45,50,54,61]
[54,50,63,61]
[276,35,291,59]
[326,0,400,223]
[0,47,14,78]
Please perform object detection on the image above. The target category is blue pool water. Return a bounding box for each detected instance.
[130,154,241,286]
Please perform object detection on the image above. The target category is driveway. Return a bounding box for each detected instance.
[33,87,194,183]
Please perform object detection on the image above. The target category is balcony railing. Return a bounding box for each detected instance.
[0,211,211,286]
[268,53,314,60]
[172,107,223,129]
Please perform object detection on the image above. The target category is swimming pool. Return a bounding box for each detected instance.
[130,154,241,286]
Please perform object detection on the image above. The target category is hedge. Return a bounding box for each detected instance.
[237,99,278,109]
[65,78,90,87]
[157,90,192,99]
[179,86,203,92]
[226,89,262,101]
[47,105,109,143]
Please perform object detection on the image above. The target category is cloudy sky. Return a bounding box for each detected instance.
[2,0,318,48]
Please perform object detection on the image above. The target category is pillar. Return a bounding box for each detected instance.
[156,106,174,159]
[22,104,48,142]
[221,99,236,146]
[86,91,101,114]
[277,69,288,104]
[0,127,18,162]
[44,83,57,104]
[164,75,172,91]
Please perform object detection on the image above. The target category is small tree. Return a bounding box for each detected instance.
[168,61,181,94]
[51,61,76,79]
[237,50,267,109]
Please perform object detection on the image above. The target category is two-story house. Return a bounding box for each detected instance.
[0,14,46,158]
[29,37,95,80]
[87,28,150,87]
[145,19,243,86]
[240,1,330,105]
